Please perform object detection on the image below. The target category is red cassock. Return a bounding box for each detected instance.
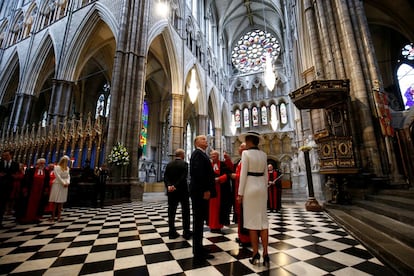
[208,161,227,230]
[20,169,47,223]
[268,170,278,211]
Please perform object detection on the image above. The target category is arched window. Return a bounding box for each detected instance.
[280,103,288,124]
[140,100,149,156]
[95,94,105,118]
[261,105,268,125]
[398,44,414,109]
[235,109,241,128]
[397,63,414,109]
[208,118,214,136]
[270,104,278,130]
[243,107,250,128]
[95,84,111,118]
[41,111,47,127]
[252,106,259,126]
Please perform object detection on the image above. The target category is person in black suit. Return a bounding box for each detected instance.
[0,150,19,228]
[96,164,109,207]
[190,135,216,261]
[164,148,192,240]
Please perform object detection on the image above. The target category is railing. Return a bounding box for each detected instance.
[0,113,105,168]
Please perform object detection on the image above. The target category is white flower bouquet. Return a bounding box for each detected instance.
[107,142,130,166]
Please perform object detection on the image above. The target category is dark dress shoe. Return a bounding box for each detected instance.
[169,232,180,239]
[263,254,270,266]
[194,253,214,261]
[183,231,193,240]
[241,242,251,247]
[204,254,214,259]
[249,252,260,265]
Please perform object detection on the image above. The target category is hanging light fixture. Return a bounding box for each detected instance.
[264,52,276,91]
[188,68,199,104]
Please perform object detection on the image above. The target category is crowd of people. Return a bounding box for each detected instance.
[2,130,283,266]
[0,150,110,228]
[0,151,73,227]
[165,131,283,265]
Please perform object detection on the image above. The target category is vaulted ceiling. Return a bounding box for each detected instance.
[208,0,283,51]
[207,0,414,53]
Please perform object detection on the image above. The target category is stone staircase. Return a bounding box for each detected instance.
[324,189,414,275]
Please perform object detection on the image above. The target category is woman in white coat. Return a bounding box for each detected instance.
[49,155,70,222]
[237,131,269,266]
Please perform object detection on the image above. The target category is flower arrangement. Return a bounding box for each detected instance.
[107,142,130,166]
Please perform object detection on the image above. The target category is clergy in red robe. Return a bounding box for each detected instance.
[16,159,49,224]
[267,163,278,212]
[208,150,232,232]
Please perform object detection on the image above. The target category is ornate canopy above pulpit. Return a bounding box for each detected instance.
[289,80,350,109]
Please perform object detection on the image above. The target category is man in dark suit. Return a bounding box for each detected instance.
[0,150,19,228]
[164,148,192,240]
[190,135,216,261]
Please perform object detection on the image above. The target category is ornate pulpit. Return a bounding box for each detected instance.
[290,79,357,205]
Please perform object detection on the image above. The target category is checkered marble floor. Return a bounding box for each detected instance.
[0,198,394,275]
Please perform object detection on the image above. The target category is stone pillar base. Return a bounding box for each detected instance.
[130,180,145,201]
[305,197,323,212]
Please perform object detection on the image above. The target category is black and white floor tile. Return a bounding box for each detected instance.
[0,197,394,275]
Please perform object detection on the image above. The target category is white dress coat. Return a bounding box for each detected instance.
[49,166,70,203]
[238,148,269,230]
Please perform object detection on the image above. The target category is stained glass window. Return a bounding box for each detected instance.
[232,29,280,73]
[261,106,268,125]
[140,100,149,156]
[401,43,414,60]
[270,104,277,129]
[252,107,259,126]
[280,103,288,124]
[397,63,414,109]
[243,107,250,127]
[41,111,47,127]
[235,109,241,128]
[95,94,105,118]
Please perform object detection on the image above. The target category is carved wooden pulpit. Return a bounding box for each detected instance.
[290,79,357,205]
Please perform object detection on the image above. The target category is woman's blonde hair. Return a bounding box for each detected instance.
[58,155,70,169]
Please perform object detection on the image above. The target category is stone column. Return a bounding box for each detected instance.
[304,0,324,79]
[334,0,382,176]
[197,114,208,135]
[9,93,34,132]
[170,93,184,152]
[214,127,222,153]
[106,0,151,200]
[351,0,404,184]
[48,79,74,124]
